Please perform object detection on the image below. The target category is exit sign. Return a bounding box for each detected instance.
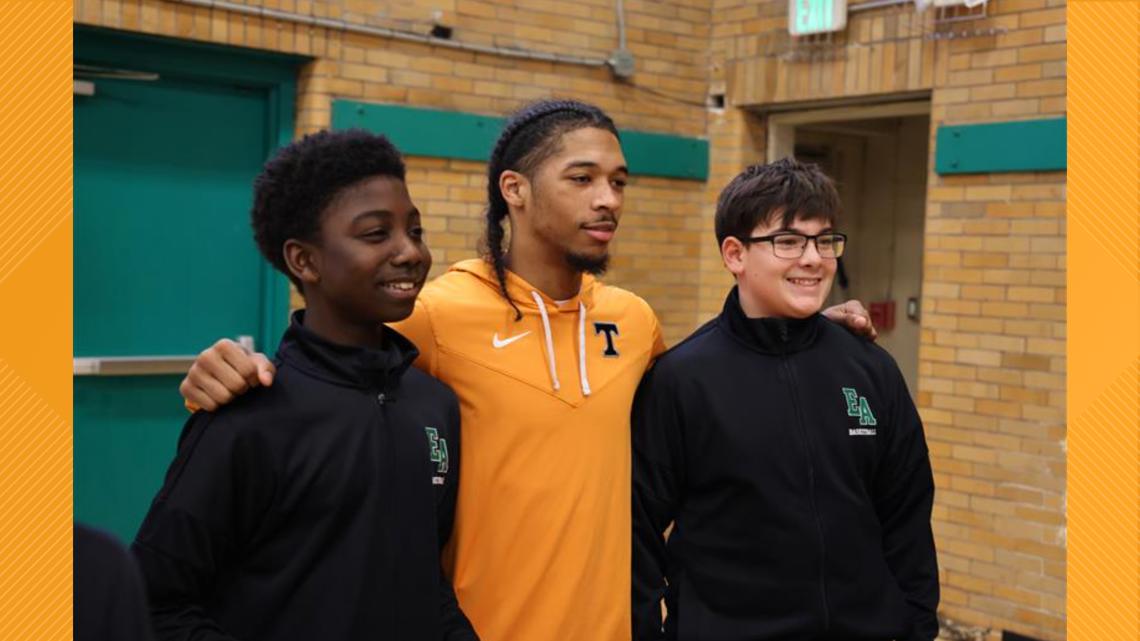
[789,0,847,35]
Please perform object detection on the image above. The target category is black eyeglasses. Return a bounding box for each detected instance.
[742,232,847,258]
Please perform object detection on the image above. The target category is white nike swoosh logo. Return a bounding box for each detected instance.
[492,331,531,348]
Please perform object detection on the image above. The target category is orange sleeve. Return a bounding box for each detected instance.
[649,307,667,361]
[388,297,438,376]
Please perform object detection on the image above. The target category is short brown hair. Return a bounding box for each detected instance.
[714,157,842,246]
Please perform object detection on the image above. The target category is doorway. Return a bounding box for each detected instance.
[765,100,931,394]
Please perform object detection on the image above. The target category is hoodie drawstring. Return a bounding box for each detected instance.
[529,291,591,397]
[532,291,561,392]
[578,301,592,396]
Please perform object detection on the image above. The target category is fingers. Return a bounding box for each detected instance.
[179,339,269,411]
[179,375,218,412]
[822,300,878,340]
[212,339,263,389]
[251,353,276,387]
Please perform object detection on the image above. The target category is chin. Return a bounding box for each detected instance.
[565,251,610,276]
[374,301,416,324]
[784,300,824,318]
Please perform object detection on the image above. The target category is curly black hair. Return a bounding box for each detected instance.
[251,128,407,288]
[482,99,619,320]
[714,157,841,247]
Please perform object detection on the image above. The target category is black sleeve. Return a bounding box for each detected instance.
[131,411,275,641]
[436,398,479,641]
[631,366,686,641]
[873,366,939,641]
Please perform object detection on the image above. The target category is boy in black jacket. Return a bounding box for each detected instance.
[632,158,938,641]
[132,130,477,641]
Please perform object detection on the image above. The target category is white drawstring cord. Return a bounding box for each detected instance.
[578,301,591,396]
[531,291,560,391]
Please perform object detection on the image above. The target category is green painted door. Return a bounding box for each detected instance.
[74,29,301,543]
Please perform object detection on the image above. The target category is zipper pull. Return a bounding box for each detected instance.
[377,392,387,405]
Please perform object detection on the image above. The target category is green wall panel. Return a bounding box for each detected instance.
[935,117,1066,174]
[332,100,710,181]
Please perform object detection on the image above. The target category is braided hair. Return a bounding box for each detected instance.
[483,99,619,320]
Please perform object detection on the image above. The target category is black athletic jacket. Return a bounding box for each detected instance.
[632,288,938,641]
[133,312,477,641]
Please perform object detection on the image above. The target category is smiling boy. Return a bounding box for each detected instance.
[632,158,939,641]
[131,130,476,641]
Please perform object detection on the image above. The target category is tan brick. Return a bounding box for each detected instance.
[1017,78,1065,97]
[994,64,1042,83]
[991,99,1041,117]
[1020,7,1066,28]
[964,185,1012,202]
[1020,43,1066,63]
[980,301,1030,318]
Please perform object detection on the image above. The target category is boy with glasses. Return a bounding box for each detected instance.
[632,158,938,641]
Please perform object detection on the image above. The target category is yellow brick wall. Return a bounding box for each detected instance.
[76,0,712,347]
[712,1,1067,640]
[923,1,1066,638]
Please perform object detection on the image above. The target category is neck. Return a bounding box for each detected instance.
[736,285,773,319]
[504,245,583,301]
[301,298,385,349]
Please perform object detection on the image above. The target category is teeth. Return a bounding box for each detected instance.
[385,282,416,291]
[788,278,820,286]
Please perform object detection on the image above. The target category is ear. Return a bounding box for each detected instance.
[283,238,321,285]
[721,236,748,277]
[499,169,529,209]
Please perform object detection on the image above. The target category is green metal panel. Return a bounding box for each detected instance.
[935,117,1066,174]
[74,29,303,543]
[331,100,710,181]
[74,376,189,542]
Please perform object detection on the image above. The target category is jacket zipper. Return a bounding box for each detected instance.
[780,340,831,634]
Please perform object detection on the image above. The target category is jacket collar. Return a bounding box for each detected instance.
[276,311,419,393]
[717,286,823,355]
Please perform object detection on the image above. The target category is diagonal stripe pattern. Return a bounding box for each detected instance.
[1067,2,1140,641]
[0,360,72,638]
[0,1,74,638]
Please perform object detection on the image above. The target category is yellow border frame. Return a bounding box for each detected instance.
[1068,2,1139,640]
[0,0,73,637]
[0,0,1136,637]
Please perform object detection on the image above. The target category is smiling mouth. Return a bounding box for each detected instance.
[378,279,423,297]
[787,277,822,287]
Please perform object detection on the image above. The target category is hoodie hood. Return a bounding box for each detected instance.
[447,258,598,313]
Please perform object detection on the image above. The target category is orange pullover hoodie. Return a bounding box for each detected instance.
[391,259,665,641]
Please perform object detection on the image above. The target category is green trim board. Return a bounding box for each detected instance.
[935,117,1066,174]
[332,100,710,181]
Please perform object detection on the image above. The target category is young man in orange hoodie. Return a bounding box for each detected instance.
[180,100,876,641]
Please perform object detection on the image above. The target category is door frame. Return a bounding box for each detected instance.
[761,98,932,162]
[75,25,309,350]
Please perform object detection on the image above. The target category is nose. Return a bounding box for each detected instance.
[594,182,621,212]
[799,238,823,266]
[390,231,428,268]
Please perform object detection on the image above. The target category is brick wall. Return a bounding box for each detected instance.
[923,1,1066,637]
[76,0,712,347]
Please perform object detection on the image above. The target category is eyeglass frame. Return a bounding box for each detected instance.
[739,231,848,258]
